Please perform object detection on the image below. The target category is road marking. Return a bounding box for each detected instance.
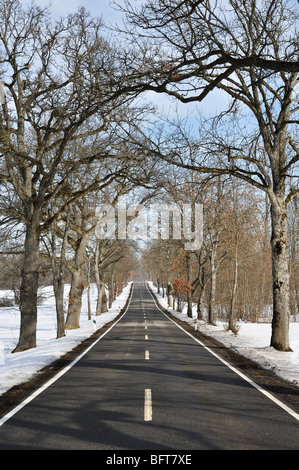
[144,389,152,421]
[145,350,150,360]
[145,283,299,423]
[145,335,148,340]
[0,283,136,428]
[145,325,147,330]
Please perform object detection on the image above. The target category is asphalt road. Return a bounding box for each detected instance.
[0,281,298,450]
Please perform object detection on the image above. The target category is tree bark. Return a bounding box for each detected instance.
[54,277,66,338]
[228,247,238,332]
[65,269,85,329]
[64,235,87,330]
[94,239,109,315]
[108,273,115,308]
[197,284,205,321]
[95,239,102,315]
[95,280,103,315]
[167,280,174,308]
[186,251,193,318]
[270,197,292,351]
[196,247,207,320]
[101,283,108,313]
[86,256,92,320]
[51,210,70,338]
[208,242,217,325]
[12,214,40,352]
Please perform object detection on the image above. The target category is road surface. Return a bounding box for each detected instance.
[0,281,298,450]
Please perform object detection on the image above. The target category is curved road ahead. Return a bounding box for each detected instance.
[0,282,298,450]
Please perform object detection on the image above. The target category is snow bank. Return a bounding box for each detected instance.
[0,282,132,396]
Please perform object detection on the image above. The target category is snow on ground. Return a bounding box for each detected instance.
[147,282,299,387]
[0,282,132,396]
[0,280,298,399]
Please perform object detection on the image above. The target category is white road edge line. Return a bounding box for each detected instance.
[144,389,152,421]
[0,283,135,428]
[146,282,299,423]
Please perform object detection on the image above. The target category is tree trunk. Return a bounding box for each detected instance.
[197,285,205,321]
[197,264,207,321]
[270,197,292,351]
[186,251,193,318]
[13,217,40,352]
[64,236,87,329]
[53,278,65,338]
[162,281,165,298]
[65,270,84,329]
[94,239,108,315]
[108,274,115,308]
[86,256,91,320]
[208,243,217,325]
[167,280,174,308]
[187,291,192,317]
[95,280,108,315]
[101,283,108,313]
[196,247,206,320]
[96,280,103,315]
[51,210,70,339]
[228,247,238,332]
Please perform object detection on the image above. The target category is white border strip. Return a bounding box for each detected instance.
[0,283,134,428]
[146,282,299,423]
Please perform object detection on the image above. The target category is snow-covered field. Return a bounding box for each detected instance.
[0,282,132,396]
[148,282,299,387]
[0,280,298,399]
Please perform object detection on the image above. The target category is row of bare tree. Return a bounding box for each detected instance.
[0,0,299,352]
[0,1,146,351]
[108,0,299,351]
[142,172,299,331]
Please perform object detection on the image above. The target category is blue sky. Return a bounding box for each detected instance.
[16,0,220,123]
[30,0,124,21]
[30,0,227,119]
[19,0,298,127]
[31,0,299,21]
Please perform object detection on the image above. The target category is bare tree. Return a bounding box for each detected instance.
[113,0,299,94]
[49,204,71,339]
[114,0,299,351]
[0,0,130,351]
